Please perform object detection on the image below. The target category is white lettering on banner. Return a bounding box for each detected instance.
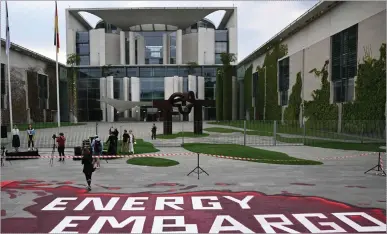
[293,213,346,233]
[223,196,254,209]
[255,214,300,233]
[209,215,254,233]
[122,197,148,210]
[49,216,89,234]
[88,216,145,233]
[42,197,77,211]
[151,216,198,233]
[74,197,119,211]
[332,212,387,232]
[191,196,222,210]
[155,197,184,210]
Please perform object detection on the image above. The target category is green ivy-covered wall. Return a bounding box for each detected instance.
[215,68,223,121]
[255,44,288,120]
[243,65,253,119]
[284,72,302,122]
[304,60,338,131]
[342,43,386,134]
[222,65,233,120]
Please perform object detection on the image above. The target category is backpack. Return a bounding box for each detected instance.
[94,140,102,153]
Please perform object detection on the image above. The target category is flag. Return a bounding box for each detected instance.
[54,1,60,53]
[5,1,10,55]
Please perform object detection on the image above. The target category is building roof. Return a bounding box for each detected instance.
[1,39,65,66]
[238,1,341,67]
[68,7,236,30]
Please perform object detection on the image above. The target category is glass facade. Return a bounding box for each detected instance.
[142,32,164,64]
[76,32,90,65]
[169,32,176,64]
[214,30,229,64]
[74,65,224,121]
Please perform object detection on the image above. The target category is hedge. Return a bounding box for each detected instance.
[284,72,302,123]
[304,60,338,131]
[243,65,253,119]
[222,65,233,120]
[216,68,223,121]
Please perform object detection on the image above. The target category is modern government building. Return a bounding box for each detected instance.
[66,7,237,122]
[0,1,385,125]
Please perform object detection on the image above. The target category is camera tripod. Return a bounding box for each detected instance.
[364,152,385,176]
[187,153,209,180]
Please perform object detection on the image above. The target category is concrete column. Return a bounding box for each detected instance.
[106,76,114,122]
[120,31,126,65]
[129,32,135,65]
[89,29,106,66]
[164,77,174,100]
[178,76,183,92]
[99,77,107,122]
[137,35,145,65]
[228,27,238,65]
[122,77,129,118]
[188,75,197,121]
[176,29,183,65]
[173,76,180,94]
[163,33,168,64]
[131,77,140,120]
[232,76,237,120]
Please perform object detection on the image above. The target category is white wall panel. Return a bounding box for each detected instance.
[131,77,140,120]
[176,29,183,64]
[129,32,135,65]
[99,77,107,122]
[182,32,198,64]
[198,28,215,65]
[89,29,106,66]
[105,33,120,65]
[120,31,126,64]
[122,77,129,117]
[106,76,114,122]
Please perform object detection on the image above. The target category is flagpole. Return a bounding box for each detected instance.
[56,49,60,127]
[6,1,12,130]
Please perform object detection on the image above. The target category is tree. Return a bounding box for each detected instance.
[67,53,80,123]
[220,52,236,120]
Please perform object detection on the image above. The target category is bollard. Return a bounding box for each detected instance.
[243,120,246,146]
[273,120,277,146]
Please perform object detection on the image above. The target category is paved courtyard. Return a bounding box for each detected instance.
[1,136,386,233]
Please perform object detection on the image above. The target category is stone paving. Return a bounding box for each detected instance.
[1,122,386,233]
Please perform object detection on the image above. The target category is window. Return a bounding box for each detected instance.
[203,67,217,77]
[38,74,48,109]
[76,32,89,43]
[280,90,288,106]
[331,24,358,103]
[278,57,289,106]
[140,67,152,77]
[153,67,165,77]
[215,42,228,54]
[125,39,129,65]
[127,67,138,77]
[76,44,89,55]
[104,67,126,78]
[215,54,222,64]
[114,79,121,99]
[78,56,90,66]
[215,30,228,41]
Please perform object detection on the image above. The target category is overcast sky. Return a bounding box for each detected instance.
[1,1,318,64]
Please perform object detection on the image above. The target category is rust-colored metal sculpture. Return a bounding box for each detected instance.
[153,91,215,135]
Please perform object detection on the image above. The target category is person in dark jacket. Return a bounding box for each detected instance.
[113,128,119,150]
[82,148,94,191]
[151,123,157,140]
[106,132,117,155]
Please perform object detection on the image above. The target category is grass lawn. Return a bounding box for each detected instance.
[103,139,159,155]
[15,122,85,131]
[126,157,179,167]
[182,143,322,165]
[208,121,364,141]
[157,132,209,139]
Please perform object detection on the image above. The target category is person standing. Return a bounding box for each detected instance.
[56,133,66,162]
[91,135,103,168]
[26,124,36,151]
[81,148,95,191]
[121,130,129,152]
[106,132,117,155]
[11,125,20,152]
[151,123,157,140]
[128,130,136,154]
[113,128,119,150]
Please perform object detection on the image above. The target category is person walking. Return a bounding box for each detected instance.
[26,124,36,151]
[151,123,157,140]
[91,135,103,168]
[11,125,20,152]
[56,133,66,162]
[81,148,95,191]
[121,130,129,152]
[128,130,136,154]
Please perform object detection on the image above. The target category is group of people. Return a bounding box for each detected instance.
[11,124,36,152]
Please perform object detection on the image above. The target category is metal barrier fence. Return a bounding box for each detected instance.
[0,120,385,149]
